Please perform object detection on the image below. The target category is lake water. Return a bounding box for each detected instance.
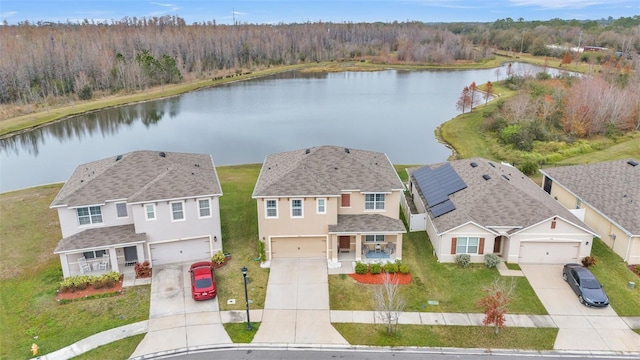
[0,63,567,192]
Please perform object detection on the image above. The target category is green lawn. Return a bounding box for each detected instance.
[588,238,640,316]
[73,334,145,360]
[329,229,547,314]
[223,322,261,343]
[333,323,557,349]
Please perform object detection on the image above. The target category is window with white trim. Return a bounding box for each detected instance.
[364,193,385,210]
[266,199,278,218]
[317,198,326,214]
[116,202,128,218]
[145,204,156,220]
[365,234,385,242]
[171,201,185,221]
[77,206,103,225]
[198,199,211,218]
[83,249,107,259]
[456,237,479,254]
[290,199,303,218]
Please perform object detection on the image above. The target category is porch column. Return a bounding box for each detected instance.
[355,234,362,261]
[330,234,338,262]
[108,248,118,273]
[396,233,403,260]
[135,243,145,263]
[59,254,70,278]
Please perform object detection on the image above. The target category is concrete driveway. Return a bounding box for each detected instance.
[131,263,231,358]
[252,259,348,345]
[520,264,640,352]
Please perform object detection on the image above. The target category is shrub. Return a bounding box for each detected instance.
[484,253,501,268]
[134,261,151,278]
[383,262,398,273]
[212,250,226,265]
[77,85,93,100]
[455,254,471,268]
[370,263,382,274]
[257,240,266,262]
[635,265,640,275]
[355,261,368,274]
[582,256,597,268]
[518,160,539,176]
[399,264,410,274]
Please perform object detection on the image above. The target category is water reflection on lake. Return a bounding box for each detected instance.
[0,63,569,192]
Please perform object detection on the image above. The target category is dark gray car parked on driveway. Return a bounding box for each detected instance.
[562,263,609,307]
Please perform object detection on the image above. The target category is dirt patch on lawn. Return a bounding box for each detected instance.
[349,273,412,285]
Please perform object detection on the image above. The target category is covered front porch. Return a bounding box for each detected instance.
[54,224,147,278]
[327,214,405,273]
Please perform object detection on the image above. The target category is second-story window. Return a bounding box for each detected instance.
[116,202,128,218]
[291,199,303,218]
[171,201,185,221]
[317,198,326,214]
[198,199,211,218]
[77,206,103,225]
[266,199,278,218]
[365,193,385,210]
[145,204,156,220]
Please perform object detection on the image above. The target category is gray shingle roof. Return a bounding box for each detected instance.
[50,151,221,208]
[328,214,407,233]
[541,159,639,235]
[252,145,404,197]
[54,224,146,253]
[409,157,591,235]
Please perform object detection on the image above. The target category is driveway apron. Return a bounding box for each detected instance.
[131,263,231,358]
[253,259,348,345]
[520,264,640,352]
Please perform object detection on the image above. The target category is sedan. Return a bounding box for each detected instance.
[189,261,217,301]
[562,263,609,307]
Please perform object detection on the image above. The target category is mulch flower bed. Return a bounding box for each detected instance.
[349,272,412,285]
[627,265,640,279]
[56,276,123,302]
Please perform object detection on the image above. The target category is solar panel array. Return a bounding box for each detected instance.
[413,163,467,218]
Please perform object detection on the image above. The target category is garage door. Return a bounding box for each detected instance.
[150,237,211,265]
[271,237,326,259]
[519,241,579,264]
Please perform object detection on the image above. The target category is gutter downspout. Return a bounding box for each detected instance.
[624,235,635,263]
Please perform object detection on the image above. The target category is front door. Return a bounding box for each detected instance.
[493,236,501,254]
[339,236,350,252]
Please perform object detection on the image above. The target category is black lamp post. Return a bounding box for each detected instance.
[241,266,252,331]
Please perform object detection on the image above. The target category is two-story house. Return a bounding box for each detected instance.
[51,150,223,278]
[252,145,406,267]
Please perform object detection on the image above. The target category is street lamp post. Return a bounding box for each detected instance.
[241,266,252,331]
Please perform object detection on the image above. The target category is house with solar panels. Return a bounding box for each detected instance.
[252,145,406,267]
[404,157,597,264]
[540,159,639,265]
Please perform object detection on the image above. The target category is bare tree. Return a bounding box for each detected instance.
[477,278,516,335]
[374,272,407,335]
[456,86,471,114]
[484,80,493,104]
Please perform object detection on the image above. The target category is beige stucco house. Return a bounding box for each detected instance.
[51,151,223,278]
[405,157,596,264]
[540,159,639,265]
[252,145,406,267]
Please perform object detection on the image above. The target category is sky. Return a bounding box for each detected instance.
[1,0,639,25]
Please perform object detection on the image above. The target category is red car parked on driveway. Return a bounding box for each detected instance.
[189,261,217,301]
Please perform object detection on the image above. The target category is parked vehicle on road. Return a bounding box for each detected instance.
[189,261,217,301]
[562,263,609,307]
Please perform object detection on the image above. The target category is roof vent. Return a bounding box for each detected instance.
[488,162,495,168]
[482,174,491,181]
[159,152,166,158]
[501,175,510,181]
[627,160,638,167]
[116,154,123,161]
[470,162,478,168]
[305,149,310,154]
[344,148,350,154]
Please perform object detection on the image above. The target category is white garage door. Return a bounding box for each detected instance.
[150,237,211,266]
[519,241,579,264]
[271,237,326,259]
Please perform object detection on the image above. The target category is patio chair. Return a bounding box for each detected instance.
[78,257,91,274]
[97,254,110,271]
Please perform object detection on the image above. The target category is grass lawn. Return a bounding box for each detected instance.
[73,334,145,360]
[333,323,557,350]
[223,322,261,343]
[214,164,269,311]
[329,229,547,314]
[0,184,151,360]
[588,238,640,316]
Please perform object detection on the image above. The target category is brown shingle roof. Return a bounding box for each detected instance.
[328,214,407,233]
[409,157,592,235]
[541,159,639,235]
[252,145,404,197]
[50,151,222,207]
[54,224,146,253]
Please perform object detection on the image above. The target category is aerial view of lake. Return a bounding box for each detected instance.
[0,62,567,192]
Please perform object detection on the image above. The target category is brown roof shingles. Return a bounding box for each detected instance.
[252,145,403,197]
[329,214,406,233]
[51,151,221,208]
[541,159,639,235]
[54,224,146,253]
